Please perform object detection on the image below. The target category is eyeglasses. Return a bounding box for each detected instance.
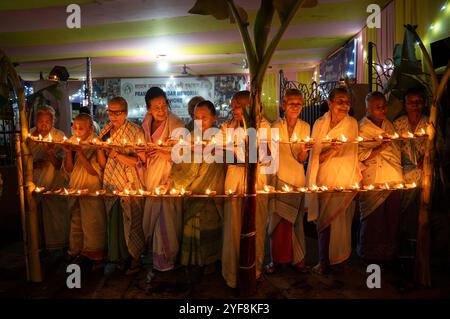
[286,103,303,108]
[107,109,127,116]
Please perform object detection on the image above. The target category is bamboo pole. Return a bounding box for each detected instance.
[405,25,450,286]
[15,133,30,281]
[1,49,43,282]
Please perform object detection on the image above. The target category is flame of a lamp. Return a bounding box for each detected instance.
[123,139,127,144]
[321,186,328,191]
[76,137,81,143]
[206,189,211,195]
[180,188,186,195]
[408,132,414,138]
[340,134,348,142]
[64,188,69,195]
[139,189,144,195]
[38,134,43,140]
[95,191,99,196]
[138,138,142,145]
[393,133,399,139]
[158,139,163,146]
[48,133,53,142]
[107,138,111,144]
[412,182,417,188]
[264,185,270,193]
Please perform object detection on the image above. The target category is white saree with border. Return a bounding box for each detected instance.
[306,112,360,265]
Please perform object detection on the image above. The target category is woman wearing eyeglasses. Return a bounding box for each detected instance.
[306,88,361,274]
[141,87,185,273]
[393,87,429,256]
[100,96,146,275]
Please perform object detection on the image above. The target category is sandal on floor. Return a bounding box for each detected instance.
[264,263,276,274]
[312,263,328,275]
[293,261,308,273]
[125,259,141,275]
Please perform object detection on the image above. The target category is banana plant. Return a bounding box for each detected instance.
[189,0,318,296]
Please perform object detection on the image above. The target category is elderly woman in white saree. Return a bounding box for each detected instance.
[100,96,146,275]
[358,92,403,262]
[221,90,270,288]
[306,88,360,274]
[29,106,70,251]
[265,89,310,274]
[141,87,185,272]
[63,114,106,268]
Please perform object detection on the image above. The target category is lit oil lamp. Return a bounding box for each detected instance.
[158,139,163,146]
[48,133,53,142]
[35,186,43,193]
[338,186,344,192]
[76,137,81,143]
[107,138,111,144]
[311,184,319,192]
[227,189,233,195]
[340,134,348,143]
[282,184,291,192]
[113,190,117,195]
[303,136,311,143]
[321,185,328,192]
[139,189,145,196]
[170,188,178,195]
[155,187,160,195]
[137,138,143,146]
[63,136,67,142]
[384,183,390,189]
[38,134,43,141]
[264,185,270,193]
[92,138,97,144]
[352,182,360,190]
[28,133,31,138]
[364,184,375,190]
[95,191,100,196]
[392,132,399,139]
[396,183,404,189]
[323,135,331,143]
[205,188,211,195]
[291,133,298,143]
[355,136,364,142]
[299,187,308,193]
[180,188,186,195]
[64,188,69,195]
[123,138,127,145]
[77,189,81,195]
[406,131,414,138]
[124,189,130,195]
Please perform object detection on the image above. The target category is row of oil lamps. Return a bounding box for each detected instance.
[28,128,426,148]
[33,182,417,198]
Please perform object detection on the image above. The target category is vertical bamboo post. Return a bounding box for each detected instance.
[15,133,30,281]
[1,49,43,282]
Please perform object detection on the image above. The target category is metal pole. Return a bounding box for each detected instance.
[86,57,93,115]
[15,133,30,281]
[278,69,284,118]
